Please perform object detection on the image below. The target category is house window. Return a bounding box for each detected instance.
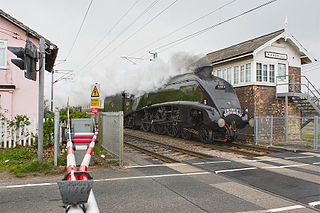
[245,63,251,82]
[234,66,239,84]
[0,40,7,69]
[240,65,244,83]
[226,67,231,83]
[278,63,286,79]
[263,64,268,82]
[222,69,226,80]
[269,64,275,83]
[256,63,262,82]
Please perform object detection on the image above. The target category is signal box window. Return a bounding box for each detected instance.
[278,63,286,79]
[269,64,275,83]
[256,63,262,82]
[245,63,251,82]
[233,66,239,84]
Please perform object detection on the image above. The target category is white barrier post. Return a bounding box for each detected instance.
[4,120,7,148]
[0,121,2,148]
[8,126,12,148]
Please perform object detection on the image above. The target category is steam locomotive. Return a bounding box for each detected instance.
[104,66,251,143]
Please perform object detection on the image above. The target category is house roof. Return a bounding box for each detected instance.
[207,29,285,64]
[0,8,58,71]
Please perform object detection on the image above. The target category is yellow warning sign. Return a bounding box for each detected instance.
[91,98,100,107]
[91,86,100,97]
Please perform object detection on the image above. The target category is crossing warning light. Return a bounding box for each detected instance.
[8,38,38,81]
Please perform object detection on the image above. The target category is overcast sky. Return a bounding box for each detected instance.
[1,0,319,107]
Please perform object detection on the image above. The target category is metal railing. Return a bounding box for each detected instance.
[100,112,124,167]
[255,116,319,149]
[276,74,320,106]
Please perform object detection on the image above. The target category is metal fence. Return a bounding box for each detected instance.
[100,112,123,166]
[0,119,37,148]
[255,116,319,149]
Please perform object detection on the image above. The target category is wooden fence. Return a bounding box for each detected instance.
[0,119,37,148]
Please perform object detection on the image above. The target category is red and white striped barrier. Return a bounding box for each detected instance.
[79,131,99,173]
[66,138,77,174]
[73,132,94,143]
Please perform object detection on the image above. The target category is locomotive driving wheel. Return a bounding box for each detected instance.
[152,108,166,135]
[141,112,152,132]
[199,125,213,143]
[180,127,192,140]
[166,123,180,137]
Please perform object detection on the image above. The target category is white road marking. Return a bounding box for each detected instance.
[192,160,231,165]
[0,182,56,189]
[215,167,257,174]
[94,172,211,182]
[126,163,184,168]
[0,172,210,189]
[265,205,305,212]
[313,162,320,165]
[262,164,309,169]
[309,200,320,206]
[284,156,314,159]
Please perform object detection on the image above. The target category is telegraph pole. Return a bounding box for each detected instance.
[51,69,54,112]
[38,38,46,164]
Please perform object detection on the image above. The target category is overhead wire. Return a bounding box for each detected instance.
[64,0,94,61]
[77,0,160,73]
[149,0,278,53]
[73,0,140,70]
[94,0,179,65]
[130,0,237,57]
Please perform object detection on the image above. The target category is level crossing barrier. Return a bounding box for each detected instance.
[58,113,100,212]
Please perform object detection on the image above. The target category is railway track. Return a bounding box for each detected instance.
[124,130,280,162]
[124,134,214,163]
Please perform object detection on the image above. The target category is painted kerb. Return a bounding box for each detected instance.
[100,112,123,166]
[255,116,319,149]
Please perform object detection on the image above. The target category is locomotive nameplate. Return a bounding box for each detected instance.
[216,85,226,89]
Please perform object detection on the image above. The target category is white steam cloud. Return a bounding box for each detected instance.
[53,52,205,107]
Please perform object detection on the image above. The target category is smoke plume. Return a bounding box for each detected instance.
[53,52,205,107]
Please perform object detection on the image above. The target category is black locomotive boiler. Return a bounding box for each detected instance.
[104,66,251,143]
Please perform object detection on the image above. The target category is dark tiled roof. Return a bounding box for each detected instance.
[207,29,285,64]
[0,8,58,71]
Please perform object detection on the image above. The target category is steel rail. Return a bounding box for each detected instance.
[231,142,280,154]
[126,134,214,159]
[125,131,266,157]
[124,141,179,163]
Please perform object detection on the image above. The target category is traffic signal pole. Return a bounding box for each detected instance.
[38,38,45,164]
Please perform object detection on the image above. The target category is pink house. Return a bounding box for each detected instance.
[0,9,58,126]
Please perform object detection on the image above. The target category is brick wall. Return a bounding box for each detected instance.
[235,79,301,143]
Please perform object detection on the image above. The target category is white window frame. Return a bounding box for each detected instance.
[245,63,251,82]
[278,63,287,80]
[0,40,8,69]
[240,65,244,83]
[233,66,239,85]
[226,67,232,83]
[217,69,221,78]
[269,64,275,83]
[263,64,268,82]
